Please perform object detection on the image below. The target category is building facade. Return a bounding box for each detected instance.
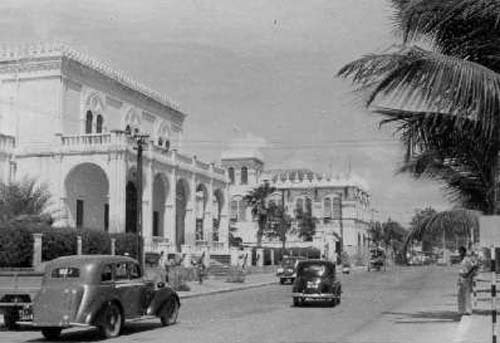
[222,153,371,260]
[0,43,229,255]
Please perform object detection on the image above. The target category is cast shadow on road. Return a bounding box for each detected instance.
[24,322,166,343]
[383,310,461,324]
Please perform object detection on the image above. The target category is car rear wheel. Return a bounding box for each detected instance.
[98,302,123,338]
[160,297,179,326]
[279,279,284,285]
[41,327,62,340]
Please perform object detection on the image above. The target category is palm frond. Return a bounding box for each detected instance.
[339,46,500,136]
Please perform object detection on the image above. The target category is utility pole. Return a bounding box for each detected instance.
[132,132,149,272]
[339,194,344,258]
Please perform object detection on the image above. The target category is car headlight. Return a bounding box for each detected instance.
[277,268,284,273]
[286,268,294,273]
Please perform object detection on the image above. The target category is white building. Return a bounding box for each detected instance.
[0,43,229,255]
[222,152,371,260]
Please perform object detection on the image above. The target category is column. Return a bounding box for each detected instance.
[184,173,197,246]
[204,179,214,244]
[256,248,264,267]
[77,235,82,255]
[32,233,43,268]
[167,168,177,247]
[270,249,275,265]
[108,152,127,233]
[218,186,230,251]
[244,247,253,268]
[142,160,154,248]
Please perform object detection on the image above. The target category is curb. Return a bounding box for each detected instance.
[179,280,276,299]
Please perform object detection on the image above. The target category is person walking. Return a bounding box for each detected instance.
[457,246,479,315]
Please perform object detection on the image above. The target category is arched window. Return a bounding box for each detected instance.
[241,167,248,185]
[238,200,246,221]
[85,111,93,134]
[323,197,332,218]
[96,115,103,133]
[230,199,238,220]
[332,197,341,219]
[296,198,304,211]
[228,167,235,184]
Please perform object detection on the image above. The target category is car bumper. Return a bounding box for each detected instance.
[292,292,337,299]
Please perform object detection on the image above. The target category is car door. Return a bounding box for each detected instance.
[114,262,138,318]
[126,262,150,316]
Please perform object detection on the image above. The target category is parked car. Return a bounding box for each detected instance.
[276,256,305,284]
[0,269,44,330]
[16,255,180,340]
[292,260,341,306]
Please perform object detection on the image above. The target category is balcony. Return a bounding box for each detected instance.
[56,131,227,179]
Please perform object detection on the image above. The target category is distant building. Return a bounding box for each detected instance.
[0,43,229,255]
[221,152,371,260]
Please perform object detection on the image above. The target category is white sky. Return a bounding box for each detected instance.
[0,0,451,225]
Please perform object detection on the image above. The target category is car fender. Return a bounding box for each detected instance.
[146,287,179,316]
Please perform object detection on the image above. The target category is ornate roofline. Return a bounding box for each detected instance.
[0,42,182,114]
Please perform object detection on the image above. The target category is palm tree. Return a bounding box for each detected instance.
[338,0,500,214]
[405,208,479,253]
[0,178,53,226]
[243,181,276,246]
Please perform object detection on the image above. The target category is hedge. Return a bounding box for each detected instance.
[0,221,142,267]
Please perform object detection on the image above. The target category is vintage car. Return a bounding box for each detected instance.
[17,255,180,340]
[276,256,305,284]
[291,260,341,306]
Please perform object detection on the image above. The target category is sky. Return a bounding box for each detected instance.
[0,0,451,225]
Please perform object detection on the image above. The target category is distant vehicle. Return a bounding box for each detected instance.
[0,269,44,330]
[368,247,386,272]
[292,260,341,307]
[15,255,180,340]
[276,256,306,284]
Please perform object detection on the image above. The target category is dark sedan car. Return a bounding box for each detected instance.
[291,260,341,306]
[19,255,180,340]
[276,256,305,284]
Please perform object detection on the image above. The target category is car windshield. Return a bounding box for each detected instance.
[298,263,333,277]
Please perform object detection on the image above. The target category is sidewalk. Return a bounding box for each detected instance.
[177,272,277,299]
[454,272,495,343]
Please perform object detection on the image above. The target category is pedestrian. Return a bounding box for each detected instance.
[457,246,479,315]
[159,251,169,282]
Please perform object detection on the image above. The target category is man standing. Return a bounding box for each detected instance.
[457,246,479,315]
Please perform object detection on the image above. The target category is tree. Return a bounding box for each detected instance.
[265,201,293,250]
[244,182,276,246]
[0,178,53,226]
[295,199,317,241]
[368,219,407,256]
[338,1,500,214]
[405,208,479,251]
[409,207,438,251]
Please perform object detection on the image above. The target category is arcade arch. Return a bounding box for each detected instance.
[64,163,109,230]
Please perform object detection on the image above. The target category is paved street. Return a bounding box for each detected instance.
[0,266,461,343]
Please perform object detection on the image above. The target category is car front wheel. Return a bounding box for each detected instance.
[98,302,123,338]
[41,327,62,340]
[160,298,179,326]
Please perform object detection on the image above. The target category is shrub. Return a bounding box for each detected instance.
[39,227,77,261]
[111,233,139,258]
[81,229,111,255]
[0,226,33,267]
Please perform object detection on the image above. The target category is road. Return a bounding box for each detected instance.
[1,266,461,343]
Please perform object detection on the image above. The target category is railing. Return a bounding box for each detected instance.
[57,131,226,179]
[176,152,193,165]
[195,160,210,170]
